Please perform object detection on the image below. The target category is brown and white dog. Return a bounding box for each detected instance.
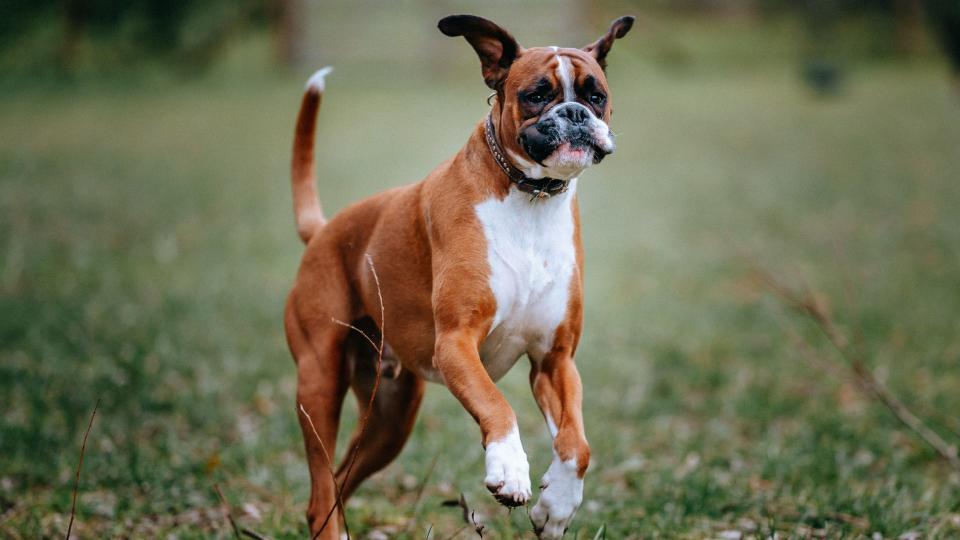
[284,14,633,539]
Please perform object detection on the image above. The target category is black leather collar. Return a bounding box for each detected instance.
[483,114,570,200]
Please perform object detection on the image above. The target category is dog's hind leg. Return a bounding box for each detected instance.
[285,289,352,540]
[335,324,425,501]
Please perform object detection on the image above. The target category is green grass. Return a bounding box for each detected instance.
[3,22,960,540]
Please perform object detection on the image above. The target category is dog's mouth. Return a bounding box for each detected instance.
[520,122,614,170]
[545,142,597,170]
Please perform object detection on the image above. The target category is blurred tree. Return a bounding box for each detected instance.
[758,0,940,95]
[58,0,85,71]
[894,0,926,55]
[924,0,960,90]
[799,0,845,96]
[0,0,302,75]
[271,0,306,69]
[762,0,927,54]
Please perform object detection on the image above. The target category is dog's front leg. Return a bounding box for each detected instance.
[434,330,532,507]
[529,350,590,539]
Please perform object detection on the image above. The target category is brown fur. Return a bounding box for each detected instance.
[285,16,631,538]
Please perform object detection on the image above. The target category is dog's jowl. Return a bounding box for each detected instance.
[285,14,633,539]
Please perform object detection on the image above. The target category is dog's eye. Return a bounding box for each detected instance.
[525,92,548,104]
[589,92,606,106]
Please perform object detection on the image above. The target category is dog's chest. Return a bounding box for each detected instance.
[474,186,577,380]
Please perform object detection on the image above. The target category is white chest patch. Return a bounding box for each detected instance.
[474,183,577,380]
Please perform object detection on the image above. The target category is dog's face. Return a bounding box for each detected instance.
[505,48,617,177]
[439,15,634,180]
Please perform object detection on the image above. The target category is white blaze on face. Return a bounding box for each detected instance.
[554,53,575,102]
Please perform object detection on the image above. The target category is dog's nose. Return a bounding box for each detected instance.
[555,104,588,124]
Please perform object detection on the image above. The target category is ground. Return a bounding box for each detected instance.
[2,32,960,539]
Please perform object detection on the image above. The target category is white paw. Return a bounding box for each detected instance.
[484,426,531,507]
[530,456,583,539]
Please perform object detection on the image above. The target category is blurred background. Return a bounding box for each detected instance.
[2,1,959,538]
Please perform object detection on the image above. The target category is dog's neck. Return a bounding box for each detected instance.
[483,114,571,200]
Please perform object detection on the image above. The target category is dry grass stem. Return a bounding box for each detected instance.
[64,398,100,540]
[299,403,349,538]
[439,525,469,540]
[404,451,441,535]
[212,486,275,540]
[240,527,271,540]
[443,493,485,538]
[314,254,385,539]
[756,270,960,471]
[213,483,241,540]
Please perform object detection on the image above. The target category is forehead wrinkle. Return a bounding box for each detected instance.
[507,48,605,92]
[570,56,607,87]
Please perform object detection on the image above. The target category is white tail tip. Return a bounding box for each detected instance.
[305,66,333,92]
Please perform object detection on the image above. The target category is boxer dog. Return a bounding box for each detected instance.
[285,14,633,539]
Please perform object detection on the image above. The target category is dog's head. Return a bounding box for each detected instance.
[439,14,634,180]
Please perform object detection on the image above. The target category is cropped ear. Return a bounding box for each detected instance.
[438,15,522,90]
[583,16,635,70]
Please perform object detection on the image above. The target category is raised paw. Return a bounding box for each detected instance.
[530,456,583,539]
[483,427,531,507]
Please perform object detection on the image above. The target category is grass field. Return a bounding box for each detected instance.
[3,18,960,539]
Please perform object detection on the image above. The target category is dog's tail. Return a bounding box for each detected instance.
[291,66,333,244]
